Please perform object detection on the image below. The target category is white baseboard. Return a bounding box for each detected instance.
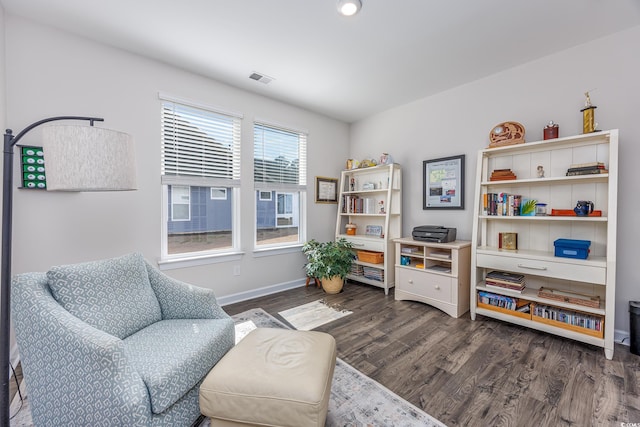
[615,328,631,346]
[217,278,306,307]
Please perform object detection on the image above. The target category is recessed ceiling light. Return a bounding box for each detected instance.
[337,0,362,16]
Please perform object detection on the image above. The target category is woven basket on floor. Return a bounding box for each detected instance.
[322,276,344,294]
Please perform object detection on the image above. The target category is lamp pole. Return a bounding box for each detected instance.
[0,116,103,426]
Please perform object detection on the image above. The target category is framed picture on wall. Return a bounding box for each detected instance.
[315,176,338,203]
[423,154,465,209]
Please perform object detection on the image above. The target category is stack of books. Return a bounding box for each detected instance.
[363,266,384,282]
[490,169,517,181]
[485,270,526,293]
[566,162,608,176]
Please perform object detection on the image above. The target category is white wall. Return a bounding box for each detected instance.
[3,15,348,302]
[350,26,640,335]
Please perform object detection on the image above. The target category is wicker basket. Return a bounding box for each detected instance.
[357,250,384,264]
[322,276,344,294]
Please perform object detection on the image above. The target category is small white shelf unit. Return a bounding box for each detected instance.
[470,130,618,360]
[335,163,402,295]
[394,238,471,318]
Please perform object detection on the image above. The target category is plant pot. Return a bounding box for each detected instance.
[322,276,344,294]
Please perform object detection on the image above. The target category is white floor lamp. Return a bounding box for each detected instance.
[0,116,137,425]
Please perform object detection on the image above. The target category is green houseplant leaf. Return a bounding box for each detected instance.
[302,238,355,280]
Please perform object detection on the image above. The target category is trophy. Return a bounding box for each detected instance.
[581,91,597,134]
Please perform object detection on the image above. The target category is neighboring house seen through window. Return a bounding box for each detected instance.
[160,95,241,258]
[254,122,307,247]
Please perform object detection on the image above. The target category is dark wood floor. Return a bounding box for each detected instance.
[224,281,640,427]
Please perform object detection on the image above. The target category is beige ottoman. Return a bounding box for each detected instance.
[199,328,337,427]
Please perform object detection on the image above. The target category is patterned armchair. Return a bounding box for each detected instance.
[12,253,235,426]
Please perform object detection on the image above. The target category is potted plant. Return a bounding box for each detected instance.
[302,238,355,294]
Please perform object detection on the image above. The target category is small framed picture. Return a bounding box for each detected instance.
[499,232,518,250]
[315,176,338,203]
[365,225,383,237]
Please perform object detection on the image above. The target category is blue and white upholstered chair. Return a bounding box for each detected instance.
[11,252,235,426]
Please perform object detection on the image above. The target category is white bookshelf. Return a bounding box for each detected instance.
[335,163,402,295]
[470,130,618,359]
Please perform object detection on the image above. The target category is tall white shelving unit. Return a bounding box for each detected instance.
[470,130,618,359]
[335,163,402,295]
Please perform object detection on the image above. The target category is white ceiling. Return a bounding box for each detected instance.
[2,0,640,123]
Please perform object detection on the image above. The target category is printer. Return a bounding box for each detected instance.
[412,225,457,243]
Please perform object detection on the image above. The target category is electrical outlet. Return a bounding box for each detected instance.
[233,265,241,276]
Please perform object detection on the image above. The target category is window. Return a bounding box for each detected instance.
[276,192,296,227]
[171,185,191,221]
[210,188,227,200]
[161,95,241,258]
[254,122,307,247]
[259,191,273,201]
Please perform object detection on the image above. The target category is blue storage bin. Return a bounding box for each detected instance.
[553,238,591,259]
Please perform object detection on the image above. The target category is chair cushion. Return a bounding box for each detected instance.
[47,252,162,339]
[123,318,235,414]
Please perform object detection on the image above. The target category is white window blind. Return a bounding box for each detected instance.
[162,101,241,186]
[254,123,307,190]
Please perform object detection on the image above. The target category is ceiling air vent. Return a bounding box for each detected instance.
[249,72,274,85]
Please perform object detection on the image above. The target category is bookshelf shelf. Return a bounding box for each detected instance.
[471,130,618,360]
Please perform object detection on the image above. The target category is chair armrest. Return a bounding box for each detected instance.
[145,261,231,320]
[12,273,152,426]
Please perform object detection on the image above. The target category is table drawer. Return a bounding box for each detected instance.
[343,236,385,252]
[476,253,606,285]
[397,268,452,303]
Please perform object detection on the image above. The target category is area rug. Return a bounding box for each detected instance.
[277,298,353,331]
[10,308,445,427]
[222,308,446,427]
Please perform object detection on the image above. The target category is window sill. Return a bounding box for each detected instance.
[158,251,244,270]
[252,244,303,258]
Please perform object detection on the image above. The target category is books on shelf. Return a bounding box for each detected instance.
[486,270,525,283]
[341,195,379,213]
[566,168,608,176]
[485,282,525,293]
[483,192,522,216]
[478,291,518,310]
[489,169,517,181]
[566,162,608,176]
[485,270,525,292]
[569,161,605,169]
[363,266,384,282]
[532,304,603,333]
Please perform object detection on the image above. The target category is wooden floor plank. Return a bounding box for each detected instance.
[223,282,638,426]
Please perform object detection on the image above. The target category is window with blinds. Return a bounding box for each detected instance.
[161,98,241,257]
[254,122,307,247]
[161,102,241,184]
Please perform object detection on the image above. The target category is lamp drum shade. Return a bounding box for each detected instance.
[42,125,137,191]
